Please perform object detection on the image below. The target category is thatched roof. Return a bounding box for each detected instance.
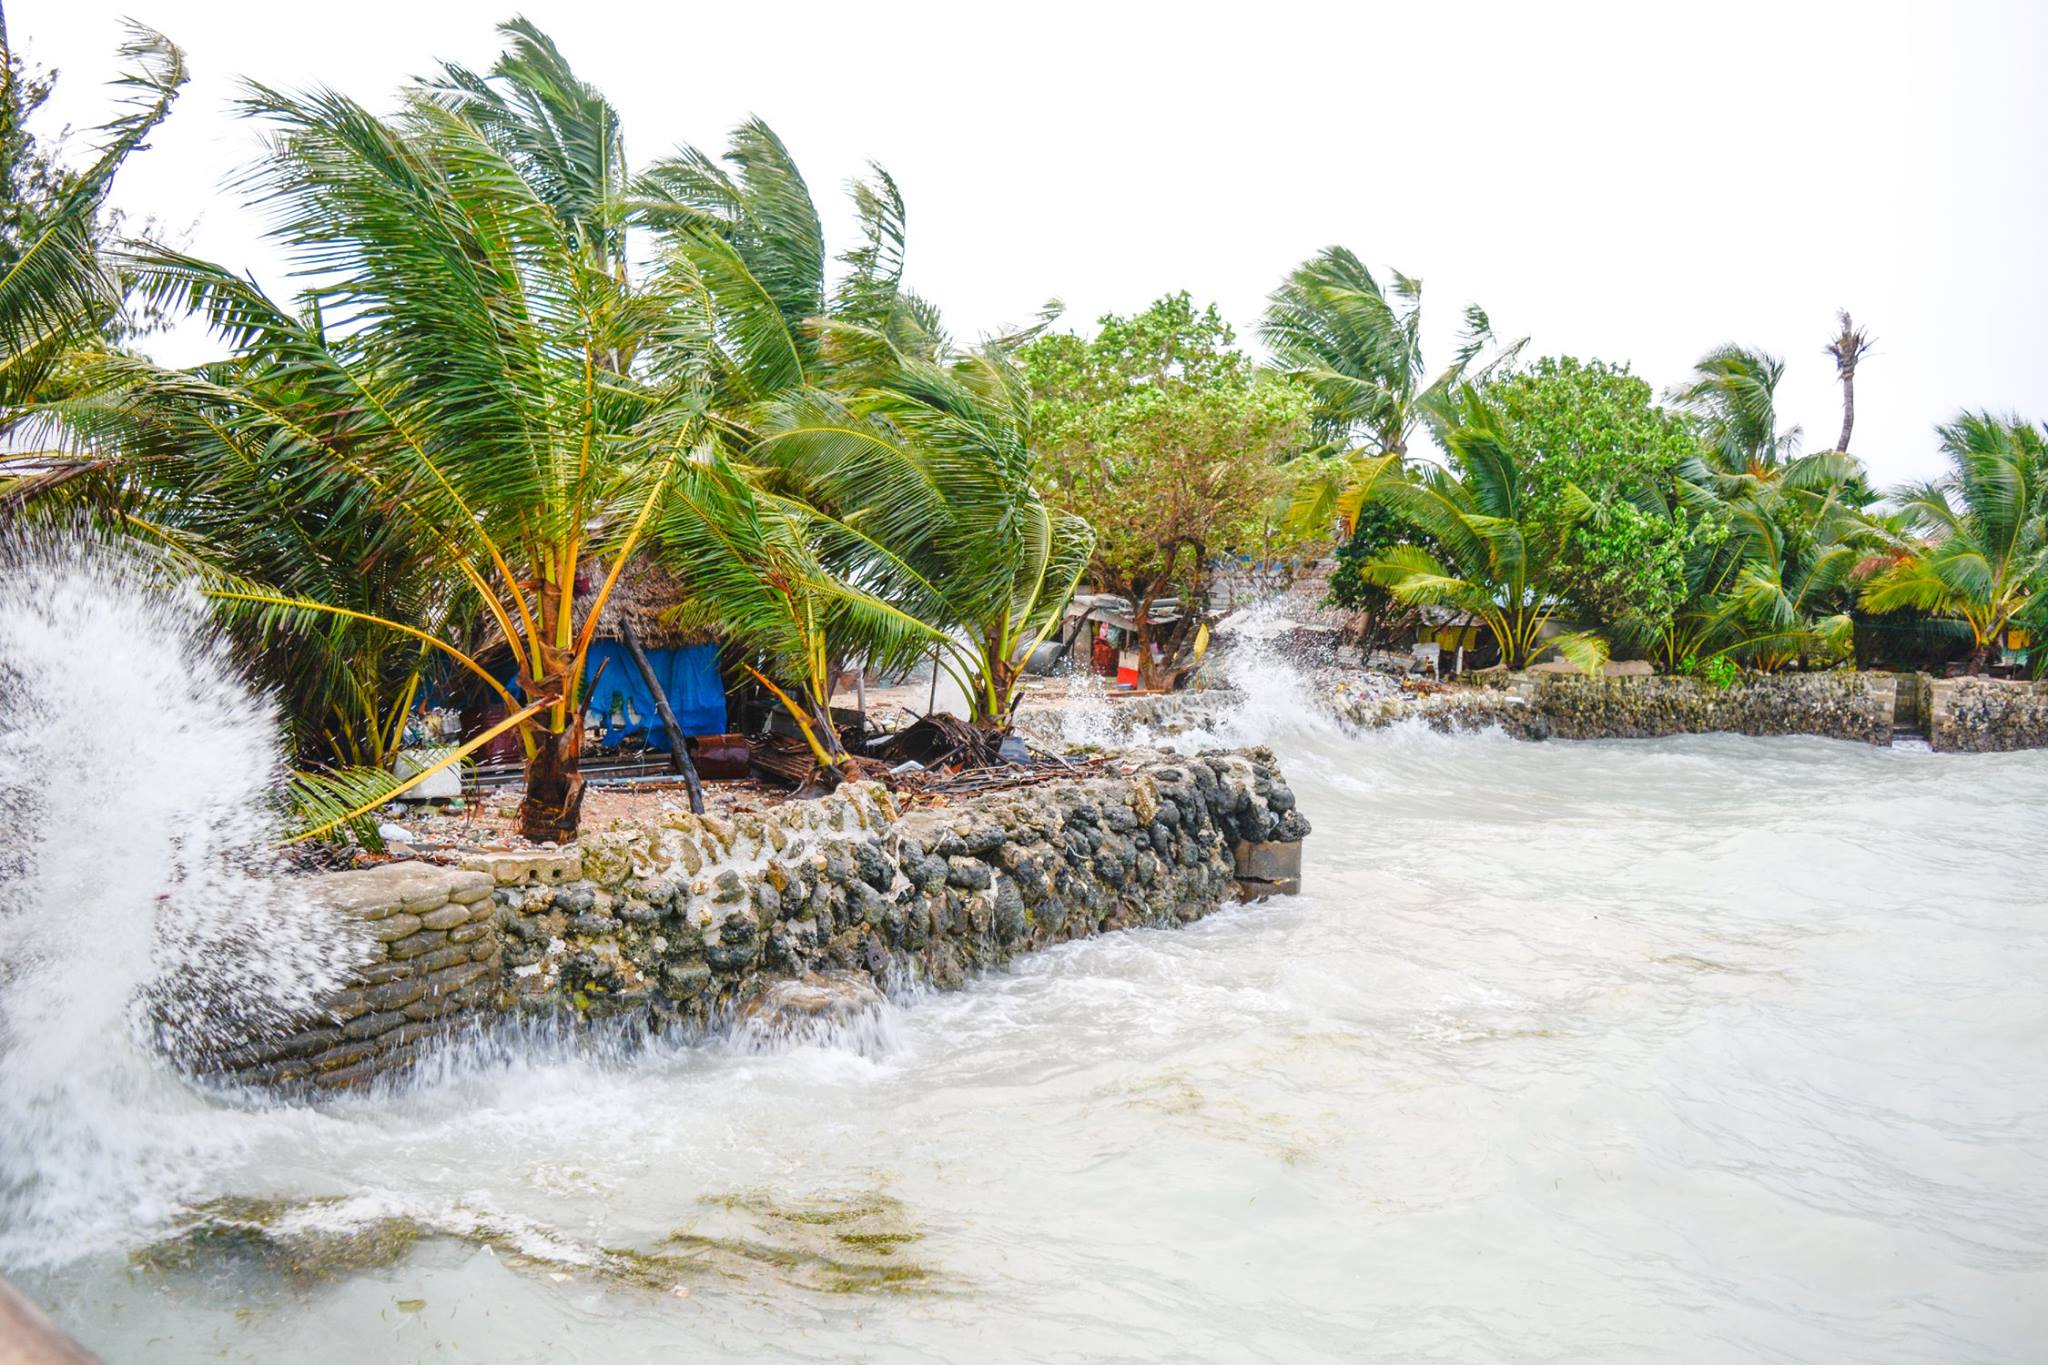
[579,558,719,649]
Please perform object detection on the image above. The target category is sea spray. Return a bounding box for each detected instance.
[0,530,366,1264]
[1028,599,1355,754]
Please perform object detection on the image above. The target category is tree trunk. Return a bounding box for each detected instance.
[1836,369,1856,453]
[619,618,703,815]
[1970,637,1992,675]
[519,721,586,843]
[1134,591,1160,690]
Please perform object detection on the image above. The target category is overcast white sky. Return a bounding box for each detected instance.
[13,0,2045,487]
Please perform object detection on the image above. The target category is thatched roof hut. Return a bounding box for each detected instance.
[577,559,719,649]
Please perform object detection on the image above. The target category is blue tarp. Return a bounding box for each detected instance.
[583,641,726,747]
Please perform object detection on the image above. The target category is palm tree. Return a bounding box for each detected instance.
[1824,310,1874,453]
[636,117,1085,728]
[1265,247,1521,549]
[43,351,462,771]
[1262,246,1517,457]
[1668,344,1805,479]
[1636,448,1874,673]
[1863,413,2048,673]
[1357,389,1605,672]
[654,453,945,775]
[754,330,1092,726]
[85,28,712,841]
[0,20,183,441]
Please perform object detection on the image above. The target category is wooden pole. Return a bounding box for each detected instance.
[619,619,704,814]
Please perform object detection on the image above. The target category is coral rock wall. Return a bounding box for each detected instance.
[205,748,1308,1091]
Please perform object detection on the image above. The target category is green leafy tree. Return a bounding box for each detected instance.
[1484,357,1726,648]
[1326,501,1426,651]
[1024,294,1309,686]
[1863,413,2048,673]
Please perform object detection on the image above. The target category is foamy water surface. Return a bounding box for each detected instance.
[6,615,2047,1362]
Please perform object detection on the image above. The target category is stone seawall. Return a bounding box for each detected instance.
[205,864,503,1089]
[205,747,1307,1091]
[1322,670,1899,745]
[1926,677,2048,753]
[1517,671,1895,744]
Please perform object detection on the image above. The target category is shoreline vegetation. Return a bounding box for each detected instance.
[1,14,2044,862]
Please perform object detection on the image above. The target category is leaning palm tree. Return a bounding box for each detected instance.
[48,338,467,771]
[752,328,1092,726]
[636,117,1084,727]
[1264,246,1521,543]
[655,453,943,776]
[1667,344,1805,479]
[1863,413,2048,673]
[0,19,183,470]
[1643,448,1873,672]
[1356,389,1605,672]
[85,35,712,841]
[1262,246,1518,457]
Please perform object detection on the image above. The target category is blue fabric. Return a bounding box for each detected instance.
[583,641,726,747]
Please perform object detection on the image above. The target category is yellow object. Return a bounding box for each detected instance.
[2009,627,2033,649]
[1193,623,1211,660]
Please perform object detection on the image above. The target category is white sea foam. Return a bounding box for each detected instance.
[0,530,364,1264]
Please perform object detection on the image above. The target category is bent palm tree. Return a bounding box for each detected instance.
[636,118,1084,727]
[655,453,943,774]
[1262,246,1518,457]
[1358,391,1605,672]
[1264,246,1520,542]
[0,20,184,511]
[86,33,711,841]
[1863,413,2048,673]
[753,332,1092,725]
[1667,344,1804,478]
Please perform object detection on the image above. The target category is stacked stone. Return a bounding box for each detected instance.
[203,863,501,1090]
[212,746,1309,1092]
[1928,677,2048,753]
[1330,671,1898,745]
[482,748,1308,1032]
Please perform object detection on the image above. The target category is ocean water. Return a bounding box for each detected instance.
[4,575,2045,1362]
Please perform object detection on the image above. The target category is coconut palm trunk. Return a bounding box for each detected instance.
[522,722,587,842]
[1825,311,1873,454]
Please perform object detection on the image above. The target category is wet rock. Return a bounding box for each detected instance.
[418,903,471,932]
[945,856,992,890]
[992,877,1026,943]
[386,930,450,961]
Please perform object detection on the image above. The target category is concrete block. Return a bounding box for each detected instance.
[1232,839,1302,884]
[459,848,584,886]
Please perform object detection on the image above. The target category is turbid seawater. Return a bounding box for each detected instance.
[7,644,2047,1362]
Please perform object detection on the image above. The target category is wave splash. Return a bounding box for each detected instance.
[0,531,364,1266]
